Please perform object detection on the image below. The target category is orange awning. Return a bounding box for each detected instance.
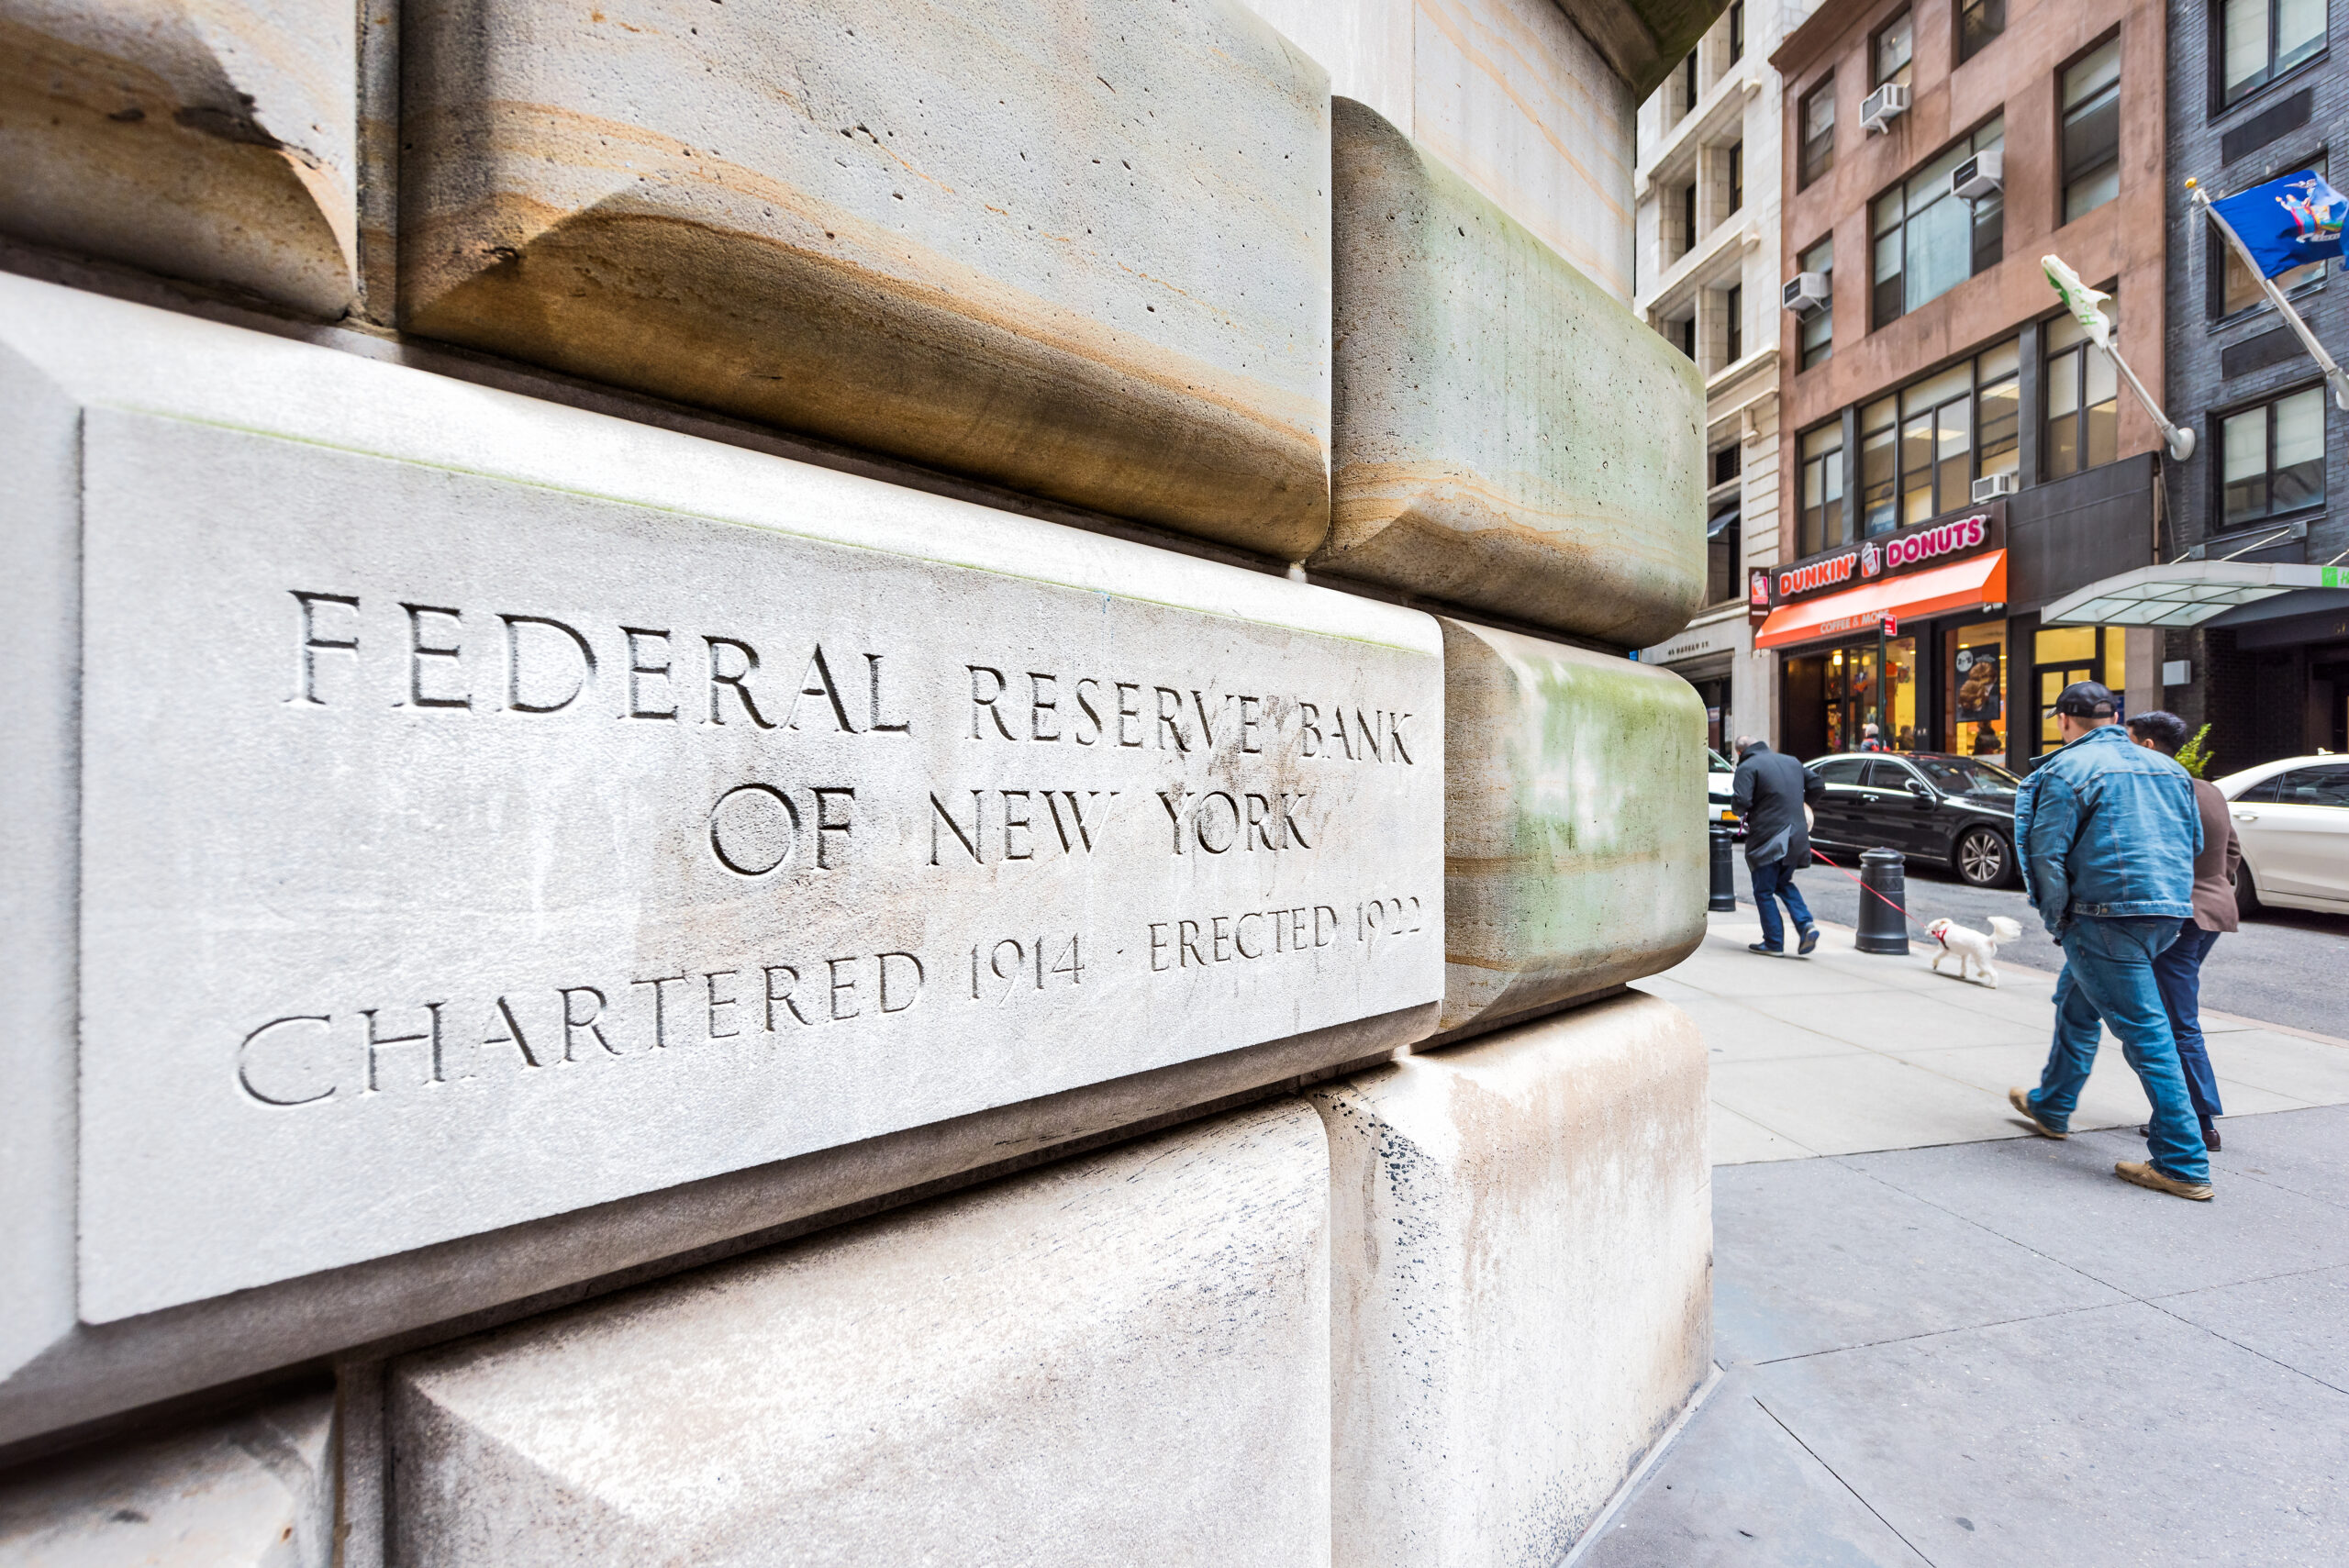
[1754,550,2007,650]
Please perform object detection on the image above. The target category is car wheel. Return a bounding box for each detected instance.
[2235,861,2263,917]
[1955,826,2010,888]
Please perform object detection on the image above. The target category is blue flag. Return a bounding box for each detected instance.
[2210,169,2347,279]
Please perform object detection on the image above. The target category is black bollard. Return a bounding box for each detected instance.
[1855,847,1909,954]
[1708,824,1738,912]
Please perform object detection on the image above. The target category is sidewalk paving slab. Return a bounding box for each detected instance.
[1842,1125,2349,1299]
[1709,1103,1820,1165]
[1712,1159,2127,1365]
[2154,1263,2349,1393]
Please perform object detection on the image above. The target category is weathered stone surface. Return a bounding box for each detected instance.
[1438,618,1704,1033]
[400,0,1333,560]
[1310,993,1711,1566]
[0,0,358,315]
[1559,0,1732,102]
[392,1101,1331,1565]
[0,274,1441,1329]
[0,1389,336,1566]
[1316,98,1701,646]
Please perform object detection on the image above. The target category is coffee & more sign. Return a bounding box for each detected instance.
[1765,502,2005,607]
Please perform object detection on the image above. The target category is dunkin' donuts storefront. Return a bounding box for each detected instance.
[1755,506,2016,764]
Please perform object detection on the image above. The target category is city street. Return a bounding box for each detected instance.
[1740,853,2349,1040]
[1576,911,2349,1566]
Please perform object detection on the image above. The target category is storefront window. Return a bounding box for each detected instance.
[1885,635,1920,749]
[1948,620,2007,764]
[1825,644,1879,752]
[2034,625,2099,752]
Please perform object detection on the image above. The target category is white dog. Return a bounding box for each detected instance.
[1926,916,2022,987]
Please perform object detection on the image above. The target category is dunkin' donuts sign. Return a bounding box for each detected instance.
[1767,505,2002,605]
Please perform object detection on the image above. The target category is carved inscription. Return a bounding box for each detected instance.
[77,414,1444,1318]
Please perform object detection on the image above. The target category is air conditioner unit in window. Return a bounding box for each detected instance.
[1860,83,1910,134]
[1951,150,2004,201]
[1970,473,2019,503]
[1782,272,1831,316]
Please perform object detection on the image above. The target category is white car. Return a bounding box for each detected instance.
[2213,754,2349,916]
[1708,748,1741,836]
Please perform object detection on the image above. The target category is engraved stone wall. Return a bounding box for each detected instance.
[1,275,1440,1342]
[1439,617,1708,1033]
[400,0,1334,560]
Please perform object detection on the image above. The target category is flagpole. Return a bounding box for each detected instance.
[2192,179,2349,411]
[2041,254,2197,461]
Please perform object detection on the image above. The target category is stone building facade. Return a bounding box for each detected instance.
[2160,0,2349,765]
[0,0,1726,1562]
[1634,0,1808,751]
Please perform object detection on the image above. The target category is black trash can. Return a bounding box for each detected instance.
[1855,847,1909,954]
[1708,824,1738,912]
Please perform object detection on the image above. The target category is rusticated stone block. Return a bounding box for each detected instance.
[401,0,1333,560]
[1439,618,1705,1033]
[1310,993,1711,1567]
[1317,98,1702,647]
[391,1101,1331,1565]
[0,0,357,315]
[0,1388,336,1566]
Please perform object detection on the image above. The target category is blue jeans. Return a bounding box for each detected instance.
[1750,859,1815,951]
[2151,918,2224,1123]
[2028,917,2209,1184]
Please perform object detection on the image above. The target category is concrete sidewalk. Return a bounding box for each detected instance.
[1578,911,2349,1567]
[1639,909,2349,1165]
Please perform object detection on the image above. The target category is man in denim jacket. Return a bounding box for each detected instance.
[2008,682,2212,1199]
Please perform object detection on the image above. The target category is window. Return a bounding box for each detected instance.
[1859,339,2020,532]
[1680,181,1698,255]
[1872,118,2005,327]
[2220,384,2327,526]
[1874,11,1915,86]
[1706,500,1742,604]
[1725,283,1743,361]
[2221,0,2327,106]
[2045,298,2120,478]
[2270,763,2349,806]
[1799,78,1835,187]
[1813,757,1867,783]
[1681,50,1699,119]
[1729,0,1745,63]
[2059,41,2121,224]
[1713,444,1742,486]
[1799,236,1834,370]
[1798,423,1847,555]
[1959,0,2006,61]
[1728,141,1744,215]
[2217,157,2328,315]
[1673,315,1697,361]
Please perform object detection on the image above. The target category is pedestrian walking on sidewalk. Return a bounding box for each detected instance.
[1731,736,1824,958]
[2007,682,2213,1200]
[2127,709,2240,1153]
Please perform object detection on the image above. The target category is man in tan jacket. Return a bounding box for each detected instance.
[2128,711,2240,1151]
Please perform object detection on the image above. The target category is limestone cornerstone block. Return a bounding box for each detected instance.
[0,0,358,315]
[1310,994,1711,1567]
[0,1388,337,1567]
[0,275,1441,1333]
[1439,618,1704,1033]
[1315,98,1702,647]
[391,1102,1331,1565]
[400,0,1332,560]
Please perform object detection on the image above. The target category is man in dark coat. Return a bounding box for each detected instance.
[1731,737,1825,956]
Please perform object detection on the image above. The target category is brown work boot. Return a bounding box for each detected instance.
[2008,1086,2066,1140]
[2115,1161,2213,1201]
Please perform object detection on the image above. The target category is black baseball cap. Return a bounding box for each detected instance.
[2053,680,2118,717]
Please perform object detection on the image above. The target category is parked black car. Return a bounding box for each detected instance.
[1803,751,2021,887]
